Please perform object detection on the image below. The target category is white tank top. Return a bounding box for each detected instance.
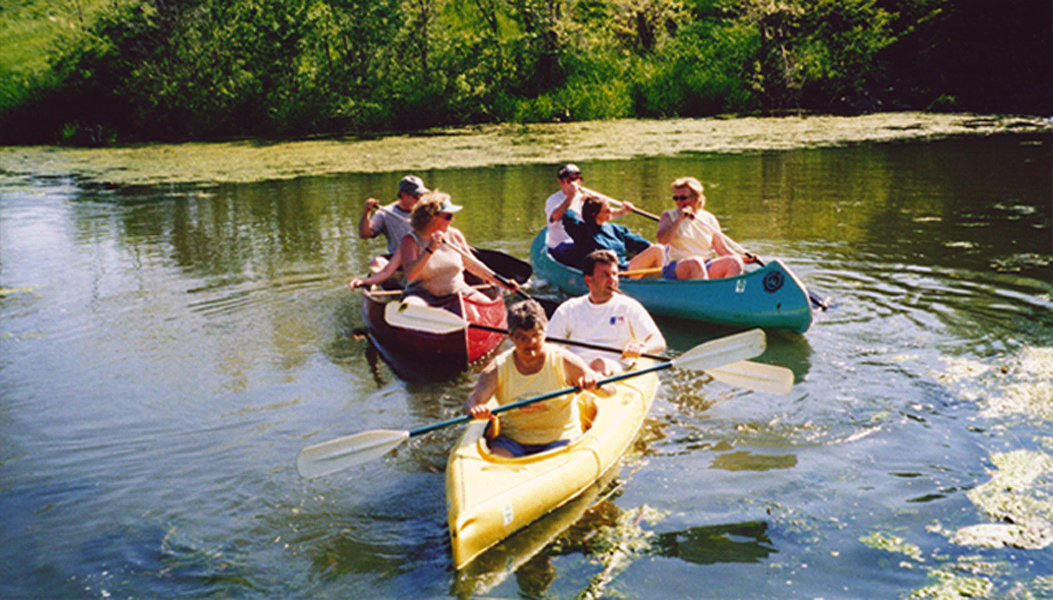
[408,232,468,297]
[662,209,719,262]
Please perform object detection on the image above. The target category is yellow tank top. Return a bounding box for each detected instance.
[494,344,581,445]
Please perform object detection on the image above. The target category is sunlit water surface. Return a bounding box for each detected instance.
[1,134,1051,599]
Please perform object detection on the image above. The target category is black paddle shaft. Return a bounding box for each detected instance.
[464,321,670,363]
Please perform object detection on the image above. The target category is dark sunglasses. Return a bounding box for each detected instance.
[440,213,454,220]
[672,195,693,201]
[563,174,582,182]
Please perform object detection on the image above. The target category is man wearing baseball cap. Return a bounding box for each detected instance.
[544,163,634,267]
[356,175,428,278]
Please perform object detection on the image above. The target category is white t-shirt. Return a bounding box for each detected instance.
[369,203,414,254]
[544,190,582,248]
[546,294,662,367]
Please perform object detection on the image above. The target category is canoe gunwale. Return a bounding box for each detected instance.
[529,229,812,333]
[360,285,508,376]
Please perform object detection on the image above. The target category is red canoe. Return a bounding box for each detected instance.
[361,286,508,380]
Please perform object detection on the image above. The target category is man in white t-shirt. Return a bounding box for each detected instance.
[544,164,633,266]
[547,249,666,375]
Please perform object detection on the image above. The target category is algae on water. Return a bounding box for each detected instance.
[954,449,1053,550]
[859,531,924,561]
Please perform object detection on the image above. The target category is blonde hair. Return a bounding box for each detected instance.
[410,191,448,232]
[672,177,705,207]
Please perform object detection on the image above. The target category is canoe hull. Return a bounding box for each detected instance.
[446,361,659,569]
[362,289,507,379]
[530,230,812,333]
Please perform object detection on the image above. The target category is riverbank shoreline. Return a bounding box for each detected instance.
[2,112,1051,187]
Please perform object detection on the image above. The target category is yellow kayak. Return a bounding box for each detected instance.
[446,360,660,569]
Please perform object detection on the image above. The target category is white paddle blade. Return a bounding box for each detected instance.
[673,329,766,373]
[296,429,410,479]
[706,361,795,395]
[384,301,467,334]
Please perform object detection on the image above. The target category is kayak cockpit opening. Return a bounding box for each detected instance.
[477,394,598,461]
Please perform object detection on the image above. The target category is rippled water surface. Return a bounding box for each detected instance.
[1,134,1051,599]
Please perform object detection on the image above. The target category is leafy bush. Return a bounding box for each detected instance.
[0,0,1047,144]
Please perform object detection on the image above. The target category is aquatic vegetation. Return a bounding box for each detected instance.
[958,449,1053,550]
[1,114,1050,187]
[574,504,662,600]
[0,285,42,296]
[909,570,994,599]
[859,531,924,561]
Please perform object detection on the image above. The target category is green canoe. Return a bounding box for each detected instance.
[530,230,813,333]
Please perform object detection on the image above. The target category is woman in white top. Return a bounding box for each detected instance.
[399,191,514,304]
[655,177,751,280]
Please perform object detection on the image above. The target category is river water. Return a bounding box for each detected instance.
[1,132,1051,599]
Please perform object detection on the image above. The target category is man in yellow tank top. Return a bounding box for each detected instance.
[464,301,609,458]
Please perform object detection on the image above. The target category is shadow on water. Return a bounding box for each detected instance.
[656,314,814,381]
[651,520,778,564]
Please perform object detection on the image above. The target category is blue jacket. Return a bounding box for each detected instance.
[561,210,651,270]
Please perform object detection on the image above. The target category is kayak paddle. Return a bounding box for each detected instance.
[385,302,793,395]
[295,328,767,478]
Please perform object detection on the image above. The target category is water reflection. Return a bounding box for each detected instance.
[1,134,1051,599]
[652,520,777,564]
[453,472,621,599]
[709,450,798,471]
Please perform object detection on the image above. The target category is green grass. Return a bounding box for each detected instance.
[0,0,105,110]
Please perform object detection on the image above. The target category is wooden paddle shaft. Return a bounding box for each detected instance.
[620,267,662,277]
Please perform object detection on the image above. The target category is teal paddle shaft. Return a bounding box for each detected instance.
[408,361,671,437]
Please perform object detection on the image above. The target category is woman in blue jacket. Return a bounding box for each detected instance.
[562,195,664,277]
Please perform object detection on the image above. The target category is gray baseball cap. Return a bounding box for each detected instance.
[398,175,428,196]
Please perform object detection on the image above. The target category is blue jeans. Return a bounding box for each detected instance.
[662,258,713,279]
[488,434,570,457]
[549,242,578,268]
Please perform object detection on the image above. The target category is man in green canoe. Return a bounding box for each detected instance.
[547,249,666,376]
[464,300,608,458]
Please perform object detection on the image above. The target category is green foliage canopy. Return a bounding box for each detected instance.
[0,0,1048,144]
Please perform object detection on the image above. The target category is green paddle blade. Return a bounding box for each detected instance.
[671,329,766,372]
[385,301,466,334]
[707,360,794,395]
[296,429,410,479]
